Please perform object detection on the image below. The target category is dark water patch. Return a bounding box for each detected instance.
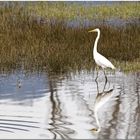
[0,71,50,101]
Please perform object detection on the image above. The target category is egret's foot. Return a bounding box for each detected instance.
[90,128,101,133]
[91,128,98,131]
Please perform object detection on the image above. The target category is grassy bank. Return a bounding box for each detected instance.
[25,2,140,21]
[0,2,139,74]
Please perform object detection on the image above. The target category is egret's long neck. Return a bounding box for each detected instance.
[94,111,101,132]
[93,30,100,55]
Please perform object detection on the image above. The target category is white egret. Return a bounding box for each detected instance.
[88,28,115,78]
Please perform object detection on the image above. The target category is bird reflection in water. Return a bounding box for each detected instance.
[91,77,119,133]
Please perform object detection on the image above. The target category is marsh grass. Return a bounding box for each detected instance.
[0,3,139,74]
[26,2,140,21]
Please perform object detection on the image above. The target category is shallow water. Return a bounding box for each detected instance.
[0,70,139,139]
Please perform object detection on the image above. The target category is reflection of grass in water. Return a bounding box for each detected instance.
[0,3,139,73]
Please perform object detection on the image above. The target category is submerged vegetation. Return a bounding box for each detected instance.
[0,2,140,74]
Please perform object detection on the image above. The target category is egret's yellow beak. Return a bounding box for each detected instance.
[88,29,96,33]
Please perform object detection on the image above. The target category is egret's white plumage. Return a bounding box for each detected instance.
[89,28,115,70]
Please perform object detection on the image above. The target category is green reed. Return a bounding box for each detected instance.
[0,3,139,74]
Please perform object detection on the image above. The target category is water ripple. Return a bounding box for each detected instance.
[0,70,139,139]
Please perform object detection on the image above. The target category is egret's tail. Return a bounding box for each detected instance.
[111,65,116,70]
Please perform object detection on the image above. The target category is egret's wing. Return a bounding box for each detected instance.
[95,53,115,69]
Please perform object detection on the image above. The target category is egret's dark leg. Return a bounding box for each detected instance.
[103,74,108,92]
[103,69,107,82]
[95,77,99,93]
[95,66,99,81]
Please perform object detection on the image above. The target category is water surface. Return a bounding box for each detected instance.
[0,70,139,139]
